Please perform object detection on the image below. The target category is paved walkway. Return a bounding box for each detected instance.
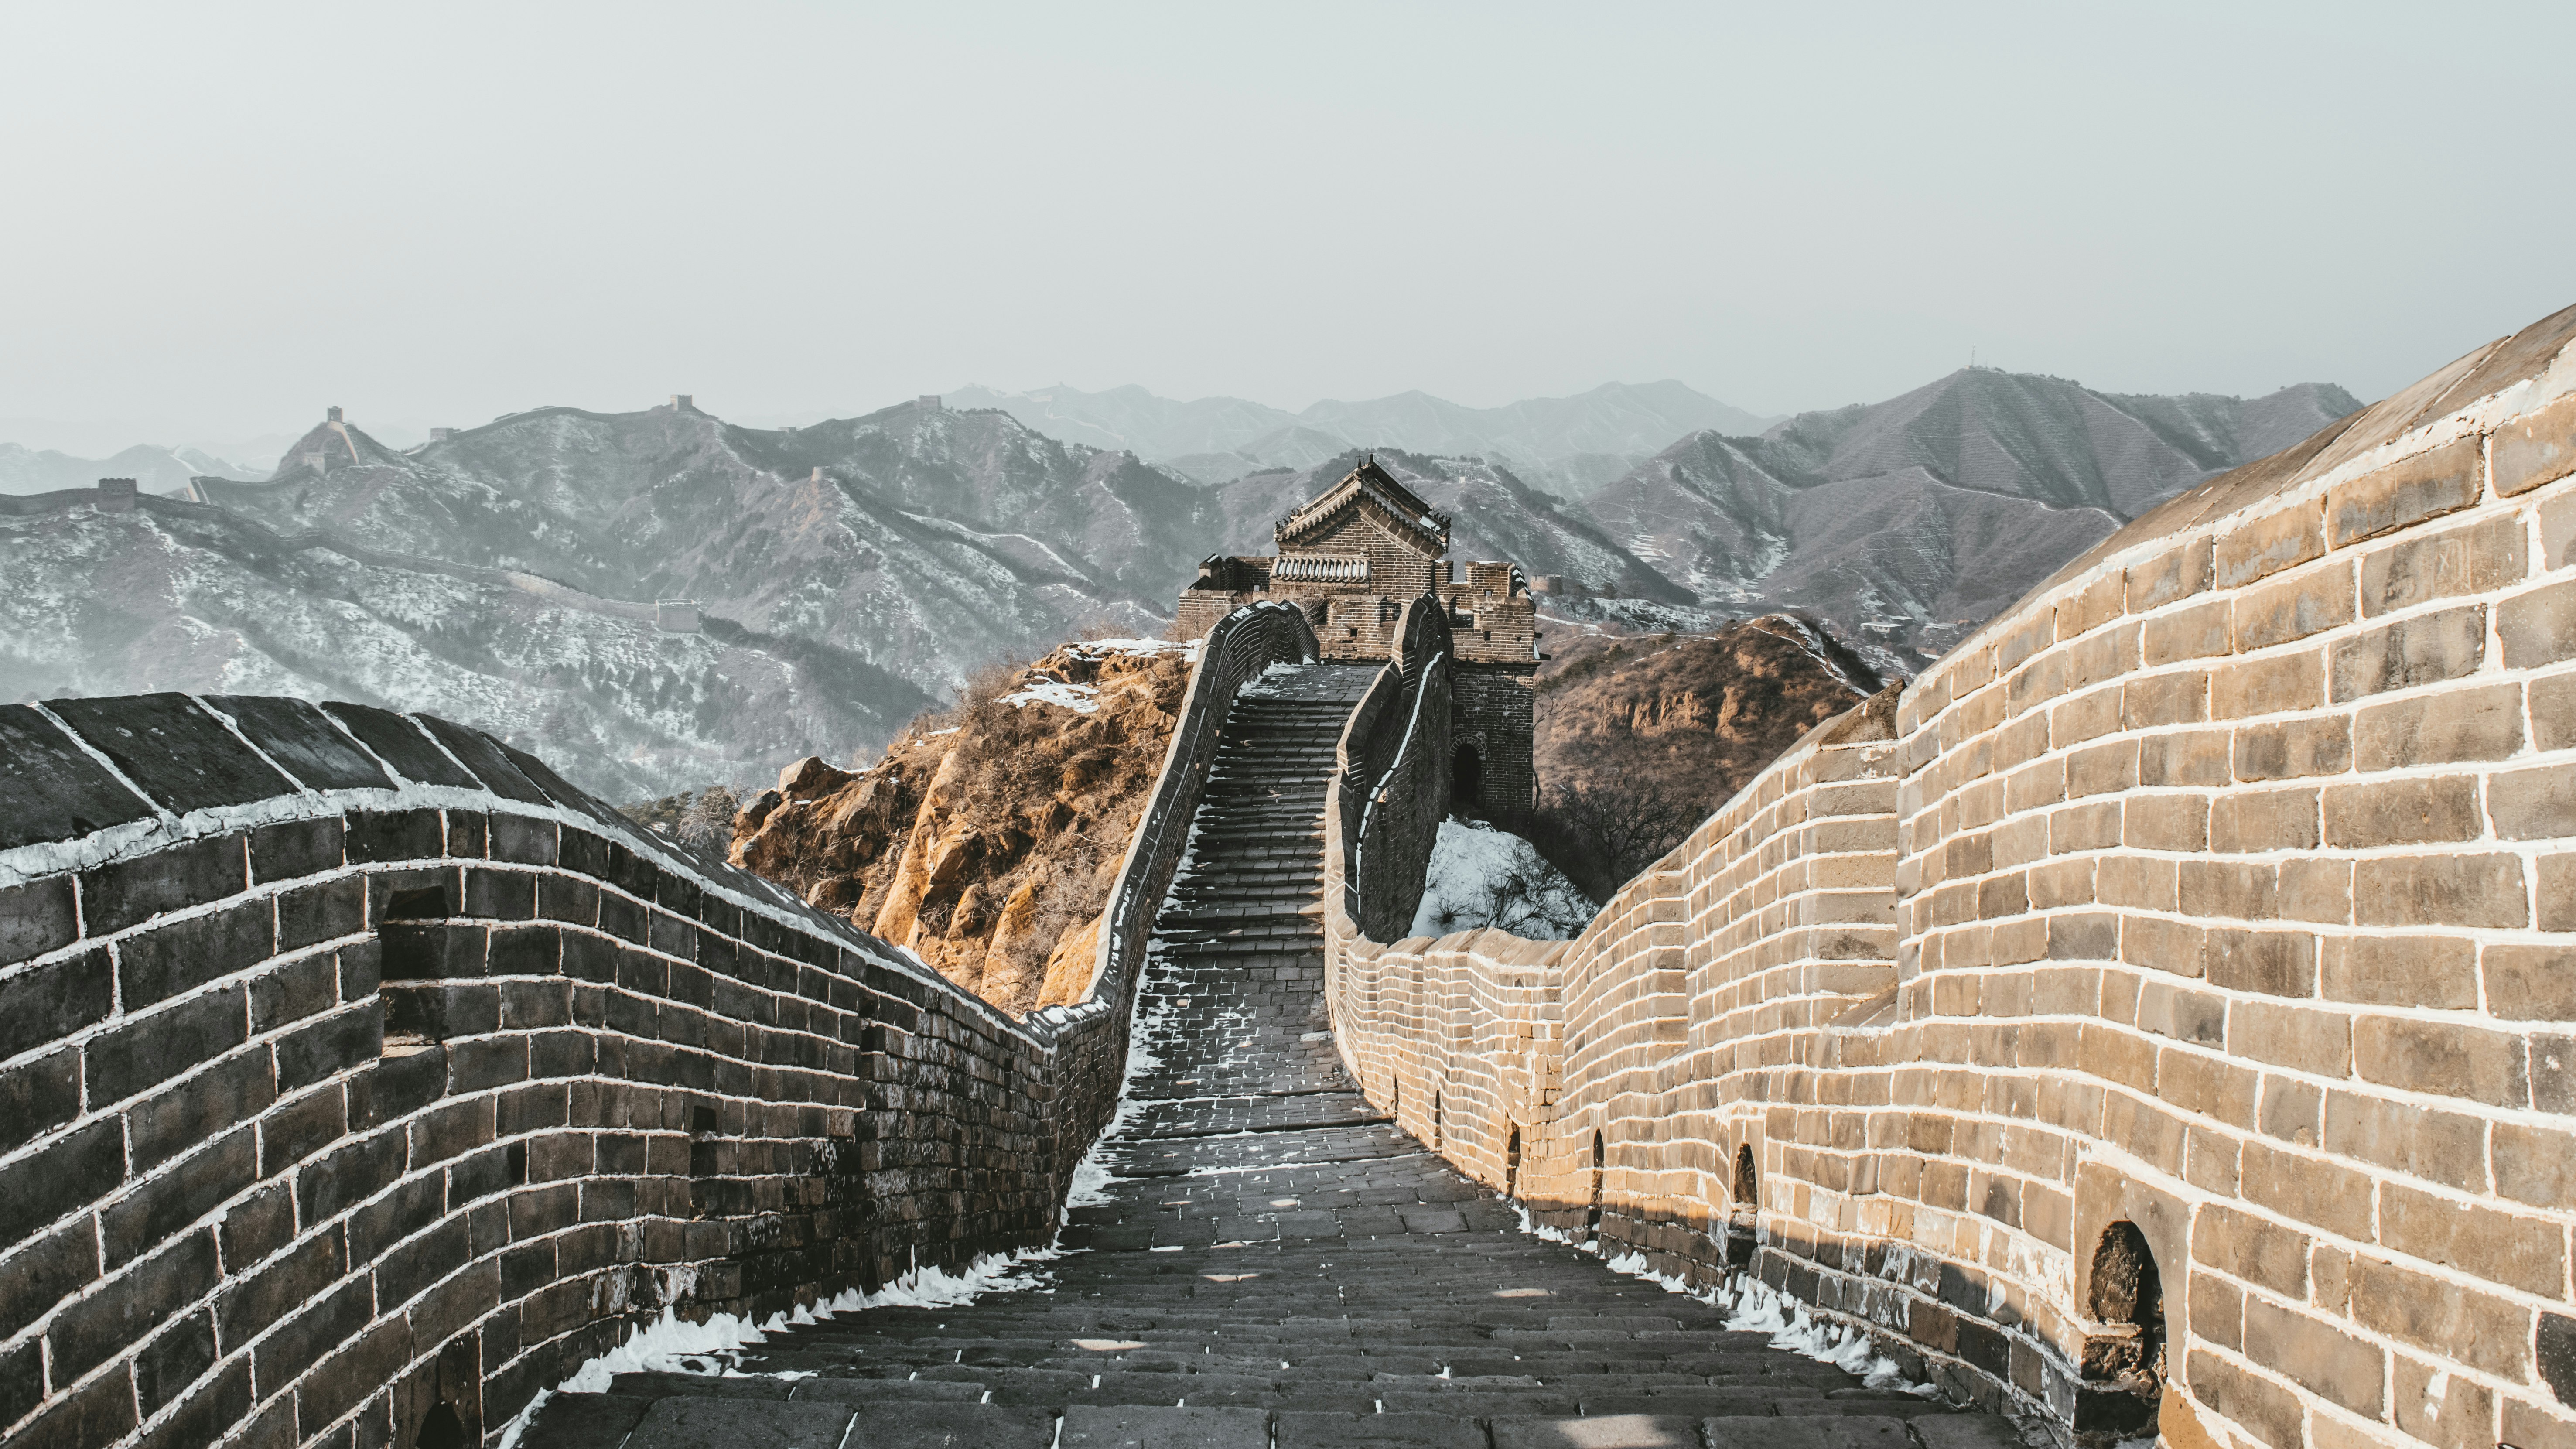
[523,666,2018,1448]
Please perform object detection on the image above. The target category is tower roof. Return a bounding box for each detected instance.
[1274,456,1450,555]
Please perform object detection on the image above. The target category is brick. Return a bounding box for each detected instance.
[2185,1346,2303,1449]
[2539,673,2576,752]
[2258,1076,2320,1146]
[2327,436,2482,547]
[2233,562,2355,649]
[2134,978,2224,1046]
[0,875,78,967]
[275,1007,383,1091]
[2353,1015,2527,1106]
[2137,728,2230,786]
[2204,929,2313,996]
[80,832,248,934]
[2362,513,2527,615]
[2323,935,2475,1009]
[0,1049,80,1155]
[215,1224,343,1346]
[2188,1272,2243,1353]
[2493,1121,2576,1209]
[2393,1353,2499,1449]
[9,1367,139,1449]
[2143,599,2231,664]
[277,876,366,953]
[2321,775,2482,848]
[2217,501,2325,590]
[248,816,345,885]
[2122,793,2207,851]
[86,986,248,1106]
[2380,1181,2564,1295]
[99,1128,255,1268]
[2350,1257,2532,1381]
[132,1311,217,1415]
[2231,716,2349,781]
[2126,536,2213,609]
[2498,579,2576,667]
[0,946,111,1063]
[2207,788,2317,852]
[2122,670,2207,728]
[128,1049,277,1174]
[2484,943,2576,1020]
[2323,1092,2487,1193]
[115,897,274,1008]
[2494,388,2576,495]
[2240,1297,2385,1418]
[2193,1205,2310,1301]
[2210,651,2323,719]
[2330,605,2487,701]
[2545,855,2576,932]
[2353,682,2523,769]
[2066,740,2138,797]
[2491,761,2576,840]
[2241,1139,2374,1239]
[2275,858,2352,924]
[46,1229,219,1382]
[2119,916,2202,978]
[2354,853,2527,929]
[2178,860,2275,921]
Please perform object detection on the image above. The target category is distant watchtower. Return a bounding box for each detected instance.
[1175,456,1540,825]
[96,478,139,513]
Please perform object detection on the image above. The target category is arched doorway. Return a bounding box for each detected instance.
[414,1404,468,1449]
[1726,1144,1759,1267]
[2083,1222,2166,1440]
[1450,742,1483,817]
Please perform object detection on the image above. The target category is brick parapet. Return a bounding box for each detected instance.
[0,693,1132,1449]
[1317,304,2576,1449]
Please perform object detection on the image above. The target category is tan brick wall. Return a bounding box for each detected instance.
[1321,313,2576,1446]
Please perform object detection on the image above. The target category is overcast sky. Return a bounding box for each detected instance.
[5,2,2571,455]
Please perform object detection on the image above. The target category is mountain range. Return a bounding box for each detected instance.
[945,380,1775,495]
[0,367,2360,797]
[0,442,263,496]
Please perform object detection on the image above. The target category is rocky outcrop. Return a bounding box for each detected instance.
[732,638,1193,1016]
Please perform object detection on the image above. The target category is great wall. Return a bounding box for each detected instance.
[3,302,2573,1448]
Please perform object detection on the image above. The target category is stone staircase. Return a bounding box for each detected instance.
[517,664,2019,1448]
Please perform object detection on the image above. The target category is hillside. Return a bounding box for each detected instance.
[947,380,1772,494]
[1528,615,1879,898]
[0,441,260,496]
[198,400,1217,696]
[0,492,930,800]
[1585,372,2362,660]
[730,637,1193,1016]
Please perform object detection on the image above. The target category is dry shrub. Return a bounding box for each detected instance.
[731,639,1191,1017]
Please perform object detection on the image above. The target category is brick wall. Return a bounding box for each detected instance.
[0,691,1136,1449]
[1320,302,2576,1449]
[1338,598,1455,941]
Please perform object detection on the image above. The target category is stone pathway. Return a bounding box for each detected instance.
[522,665,2018,1448]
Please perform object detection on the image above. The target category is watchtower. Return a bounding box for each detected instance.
[1175,456,1539,825]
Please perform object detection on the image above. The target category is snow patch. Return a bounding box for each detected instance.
[493,1249,1062,1446]
[1510,1206,1936,1398]
[1410,817,1595,940]
[1000,680,1102,713]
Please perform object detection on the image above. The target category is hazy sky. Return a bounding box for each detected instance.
[6,2,2572,454]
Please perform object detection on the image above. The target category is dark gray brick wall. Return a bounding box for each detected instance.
[0,692,1135,1449]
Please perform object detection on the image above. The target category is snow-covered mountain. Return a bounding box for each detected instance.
[0,368,2358,797]
[0,442,263,496]
[945,379,1774,494]
[196,398,1217,695]
[0,490,932,801]
[1585,373,2363,660]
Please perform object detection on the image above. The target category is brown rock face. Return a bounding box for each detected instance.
[1528,615,1876,898]
[732,639,1192,1016]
